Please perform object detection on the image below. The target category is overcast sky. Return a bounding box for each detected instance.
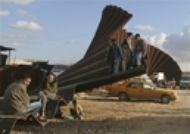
[0,0,190,71]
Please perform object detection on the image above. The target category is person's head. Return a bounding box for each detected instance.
[47,72,56,83]
[135,33,141,40]
[127,32,133,38]
[20,74,32,87]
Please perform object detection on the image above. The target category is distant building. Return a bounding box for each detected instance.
[180,72,190,89]
[182,72,190,77]
[9,59,33,65]
[0,45,15,66]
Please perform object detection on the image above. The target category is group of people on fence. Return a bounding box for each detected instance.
[0,72,83,121]
[107,32,146,74]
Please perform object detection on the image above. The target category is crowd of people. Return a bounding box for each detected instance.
[107,32,147,74]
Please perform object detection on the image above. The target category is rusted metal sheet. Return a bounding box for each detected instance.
[58,5,133,87]
[58,5,181,92]
[145,45,181,83]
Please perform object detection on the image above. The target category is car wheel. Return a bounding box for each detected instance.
[118,92,128,101]
[161,95,170,104]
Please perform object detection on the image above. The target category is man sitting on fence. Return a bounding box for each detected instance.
[1,74,41,115]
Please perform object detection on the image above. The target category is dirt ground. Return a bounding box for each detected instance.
[13,89,190,134]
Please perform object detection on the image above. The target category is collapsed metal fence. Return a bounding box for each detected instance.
[0,5,181,97]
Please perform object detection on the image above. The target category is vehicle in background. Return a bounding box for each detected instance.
[106,80,178,104]
[180,75,190,89]
[150,72,167,88]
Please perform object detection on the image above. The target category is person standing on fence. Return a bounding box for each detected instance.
[121,32,133,71]
[134,34,145,67]
[107,38,124,73]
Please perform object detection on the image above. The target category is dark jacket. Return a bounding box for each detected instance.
[107,43,124,62]
[135,39,144,53]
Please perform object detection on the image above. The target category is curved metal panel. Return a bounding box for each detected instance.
[58,5,182,91]
[145,45,182,83]
[58,5,133,87]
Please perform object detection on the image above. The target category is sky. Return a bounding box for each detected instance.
[0,0,190,71]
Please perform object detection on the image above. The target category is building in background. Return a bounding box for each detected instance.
[0,45,15,66]
[180,72,190,89]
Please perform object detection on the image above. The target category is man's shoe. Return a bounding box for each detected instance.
[38,116,47,122]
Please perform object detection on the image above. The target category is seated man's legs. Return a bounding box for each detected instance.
[26,100,42,113]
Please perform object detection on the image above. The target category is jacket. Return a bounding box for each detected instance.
[2,81,30,114]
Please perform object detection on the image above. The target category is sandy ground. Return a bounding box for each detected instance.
[12,89,190,134]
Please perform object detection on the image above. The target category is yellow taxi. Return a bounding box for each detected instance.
[106,80,178,104]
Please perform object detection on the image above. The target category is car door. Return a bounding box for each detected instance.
[141,82,157,100]
[127,82,143,100]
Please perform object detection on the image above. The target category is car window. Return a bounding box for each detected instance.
[143,83,153,89]
[128,82,142,88]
